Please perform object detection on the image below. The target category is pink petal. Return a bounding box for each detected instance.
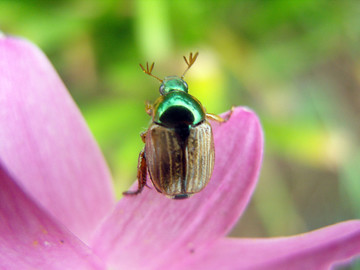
[0,162,105,270]
[175,221,360,270]
[0,36,115,243]
[92,107,263,269]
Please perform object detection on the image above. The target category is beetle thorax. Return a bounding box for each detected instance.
[153,91,205,128]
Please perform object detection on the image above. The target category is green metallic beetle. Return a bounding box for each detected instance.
[123,52,231,199]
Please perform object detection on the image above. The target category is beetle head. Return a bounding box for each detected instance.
[159,76,188,95]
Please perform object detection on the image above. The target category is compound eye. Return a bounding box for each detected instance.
[159,83,166,95]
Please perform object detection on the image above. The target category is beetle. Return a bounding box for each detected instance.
[123,52,232,199]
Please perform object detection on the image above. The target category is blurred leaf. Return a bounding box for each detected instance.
[340,153,360,219]
[134,0,172,59]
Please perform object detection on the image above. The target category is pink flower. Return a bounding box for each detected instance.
[0,36,359,270]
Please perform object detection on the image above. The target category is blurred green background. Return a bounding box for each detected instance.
[2,0,359,261]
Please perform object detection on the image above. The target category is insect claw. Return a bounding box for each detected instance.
[150,62,154,73]
[123,190,141,196]
[145,183,152,189]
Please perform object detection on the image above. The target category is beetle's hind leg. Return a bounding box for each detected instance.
[206,106,235,123]
[123,148,148,196]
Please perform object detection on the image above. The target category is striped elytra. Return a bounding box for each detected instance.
[145,121,214,199]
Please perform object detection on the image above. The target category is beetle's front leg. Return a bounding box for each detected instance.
[140,130,147,143]
[206,106,235,123]
[145,101,153,116]
[123,148,148,196]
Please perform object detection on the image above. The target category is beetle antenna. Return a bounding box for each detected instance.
[181,52,199,79]
[139,62,163,82]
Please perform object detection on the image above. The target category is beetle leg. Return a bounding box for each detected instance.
[206,106,235,123]
[140,131,147,143]
[145,101,153,116]
[206,113,225,122]
[123,148,148,196]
